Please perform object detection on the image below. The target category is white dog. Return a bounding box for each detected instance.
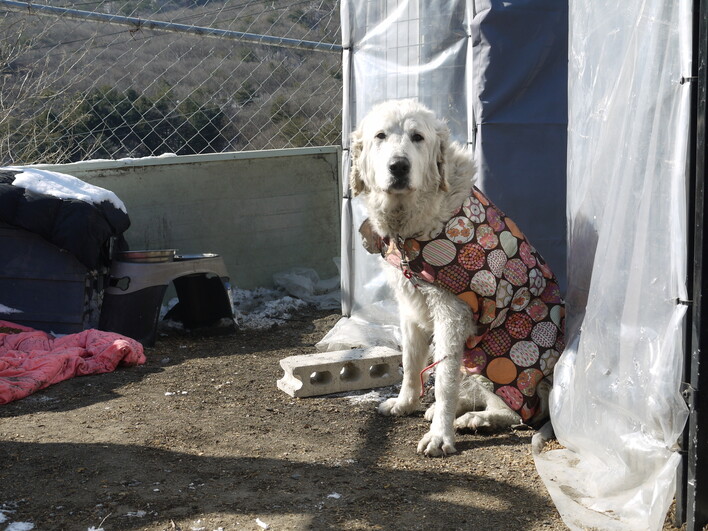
[351,99,564,457]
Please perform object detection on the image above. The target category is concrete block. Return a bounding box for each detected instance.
[277,347,402,398]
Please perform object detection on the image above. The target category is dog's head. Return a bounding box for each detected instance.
[350,99,450,197]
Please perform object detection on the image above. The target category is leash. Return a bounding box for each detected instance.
[419,356,447,398]
[396,235,419,287]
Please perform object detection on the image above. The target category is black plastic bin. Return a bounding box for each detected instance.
[0,222,105,334]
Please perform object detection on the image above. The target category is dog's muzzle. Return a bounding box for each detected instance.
[388,156,411,190]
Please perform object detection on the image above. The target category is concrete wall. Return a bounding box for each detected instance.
[38,147,341,289]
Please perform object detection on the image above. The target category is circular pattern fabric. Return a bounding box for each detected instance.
[500,231,518,257]
[421,238,457,267]
[526,298,549,322]
[528,268,547,296]
[487,249,507,278]
[437,264,470,294]
[541,281,563,304]
[487,357,517,384]
[511,287,531,311]
[510,341,540,367]
[376,186,565,421]
[463,348,487,374]
[470,270,497,298]
[463,195,486,223]
[519,241,537,268]
[446,216,475,243]
[503,258,528,286]
[480,298,497,324]
[540,349,559,376]
[486,206,505,232]
[481,328,512,357]
[496,279,514,308]
[489,308,509,330]
[531,321,558,348]
[459,243,486,271]
[518,368,544,397]
[505,313,533,339]
[496,385,523,410]
[476,224,499,250]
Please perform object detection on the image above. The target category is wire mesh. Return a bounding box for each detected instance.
[0,0,342,165]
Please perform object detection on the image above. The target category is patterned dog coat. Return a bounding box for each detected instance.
[361,186,565,423]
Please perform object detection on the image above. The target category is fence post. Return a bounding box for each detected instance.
[681,0,708,528]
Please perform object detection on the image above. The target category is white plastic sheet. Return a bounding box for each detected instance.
[332,3,692,527]
[323,0,568,352]
[533,2,691,529]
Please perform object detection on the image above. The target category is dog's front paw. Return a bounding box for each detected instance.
[378,397,419,416]
[416,429,456,457]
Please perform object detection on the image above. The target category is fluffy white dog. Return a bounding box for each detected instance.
[351,99,564,457]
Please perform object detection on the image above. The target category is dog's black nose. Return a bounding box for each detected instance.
[388,157,410,189]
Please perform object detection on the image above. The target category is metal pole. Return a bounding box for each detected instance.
[0,0,342,53]
[683,0,708,528]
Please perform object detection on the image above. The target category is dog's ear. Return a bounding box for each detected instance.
[434,121,450,192]
[349,130,368,196]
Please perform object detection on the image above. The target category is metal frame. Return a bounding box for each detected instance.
[680,0,708,527]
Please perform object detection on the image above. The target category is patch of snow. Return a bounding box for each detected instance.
[160,267,340,331]
[6,167,127,213]
[0,304,22,314]
[6,523,34,531]
[229,287,309,330]
[333,385,400,405]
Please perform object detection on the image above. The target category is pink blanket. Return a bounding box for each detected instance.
[0,321,146,404]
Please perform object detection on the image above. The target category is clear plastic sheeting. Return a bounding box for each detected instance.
[326,0,568,353]
[533,2,691,530]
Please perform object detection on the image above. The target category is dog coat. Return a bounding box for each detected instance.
[361,186,565,423]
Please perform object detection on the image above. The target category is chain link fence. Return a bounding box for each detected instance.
[0,0,342,165]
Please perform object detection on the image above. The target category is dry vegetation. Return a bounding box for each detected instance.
[0,0,342,164]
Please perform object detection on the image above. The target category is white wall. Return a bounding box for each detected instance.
[38,147,341,289]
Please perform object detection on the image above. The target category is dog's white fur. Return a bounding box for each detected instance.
[351,99,550,457]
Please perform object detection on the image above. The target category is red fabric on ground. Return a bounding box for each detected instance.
[0,320,145,404]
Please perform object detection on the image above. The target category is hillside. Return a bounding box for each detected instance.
[0,0,342,164]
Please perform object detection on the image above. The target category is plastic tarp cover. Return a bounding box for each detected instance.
[533,2,691,530]
[320,0,568,352]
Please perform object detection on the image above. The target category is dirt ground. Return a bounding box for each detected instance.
[0,308,686,531]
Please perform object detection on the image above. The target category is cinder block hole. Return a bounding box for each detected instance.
[369,363,390,379]
[310,371,332,385]
[339,362,361,381]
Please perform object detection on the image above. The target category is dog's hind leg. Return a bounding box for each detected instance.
[424,373,489,421]
[453,381,521,432]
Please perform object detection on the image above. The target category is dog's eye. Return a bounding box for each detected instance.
[411,133,424,142]
[375,132,386,140]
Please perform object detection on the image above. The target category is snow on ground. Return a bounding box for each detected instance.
[231,287,310,329]
[160,267,341,331]
[0,304,21,314]
[0,503,34,531]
